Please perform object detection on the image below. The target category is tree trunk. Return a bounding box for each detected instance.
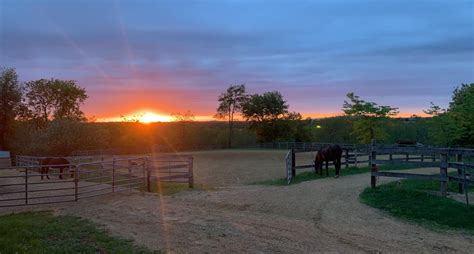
[228,115,233,148]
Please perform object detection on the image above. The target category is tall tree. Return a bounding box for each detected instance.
[24,79,87,124]
[424,83,474,147]
[343,92,398,143]
[423,103,459,146]
[241,91,308,142]
[0,67,24,149]
[449,83,474,146]
[215,84,247,148]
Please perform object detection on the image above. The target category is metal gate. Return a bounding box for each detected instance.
[0,155,194,208]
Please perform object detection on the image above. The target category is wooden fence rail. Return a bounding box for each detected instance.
[285,146,371,184]
[369,141,474,204]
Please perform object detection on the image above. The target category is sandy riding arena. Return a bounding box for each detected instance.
[2,150,474,253]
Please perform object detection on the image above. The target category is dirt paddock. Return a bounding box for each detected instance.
[1,150,473,253]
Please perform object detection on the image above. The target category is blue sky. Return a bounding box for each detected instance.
[1,0,473,119]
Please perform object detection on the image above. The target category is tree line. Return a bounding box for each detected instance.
[0,67,87,150]
[1,66,473,155]
[216,83,473,147]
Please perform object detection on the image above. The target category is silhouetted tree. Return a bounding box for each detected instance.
[0,67,24,149]
[424,83,474,146]
[215,84,248,148]
[241,91,309,142]
[343,92,398,143]
[24,79,87,125]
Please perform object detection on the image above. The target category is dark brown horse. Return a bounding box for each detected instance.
[314,144,343,177]
[39,157,74,180]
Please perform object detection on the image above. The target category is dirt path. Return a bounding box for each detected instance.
[28,168,469,253]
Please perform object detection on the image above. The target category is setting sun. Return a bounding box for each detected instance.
[139,112,172,123]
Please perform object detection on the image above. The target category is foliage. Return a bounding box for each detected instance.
[423,105,460,146]
[0,67,24,149]
[360,179,474,233]
[343,92,399,143]
[9,116,445,156]
[424,83,473,147]
[121,113,145,122]
[215,84,248,147]
[449,83,474,146]
[254,164,415,186]
[10,120,111,156]
[0,211,157,253]
[311,116,356,143]
[169,110,195,149]
[171,110,195,122]
[24,78,87,124]
[241,91,311,142]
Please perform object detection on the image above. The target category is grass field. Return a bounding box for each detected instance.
[0,211,158,253]
[254,164,417,186]
[360,179,474,233]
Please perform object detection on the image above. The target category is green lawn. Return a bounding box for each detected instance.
[254,164,416,186]
[360,179,474,233]
[0,211,158,254]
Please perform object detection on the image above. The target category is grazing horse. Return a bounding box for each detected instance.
[314,144,343,178]
[39,157,74,180]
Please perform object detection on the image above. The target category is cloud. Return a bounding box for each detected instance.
[1,0,473,117]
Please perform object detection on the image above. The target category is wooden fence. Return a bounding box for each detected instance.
[0,155,193,208]
[285,145,371,184]
[369,142,474,204]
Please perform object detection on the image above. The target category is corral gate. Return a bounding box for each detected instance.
[0,155,193,208]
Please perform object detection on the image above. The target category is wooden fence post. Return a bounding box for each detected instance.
[389,153,393,161]
[406,153,409,161]
[354,146,358,168]
[440,153,448,196]
[370,140,378,188]
[463,164,469,205]
[188,156,194,188]
[421,154,424,162]
[457,154,464,194]
[345,149,349,168]
[75,165,79,201]
[25,168,28,205]
[291,148,296,177]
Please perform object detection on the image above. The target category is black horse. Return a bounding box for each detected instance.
[39,157,74,180]
[314,144,343,177]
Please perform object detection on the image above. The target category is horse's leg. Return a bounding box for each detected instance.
[40,167,44,180]
[59,167,64,179]
[338,158,342,176]
[325,161,329,176]
[46,167,50,180]
[334,160,340,178]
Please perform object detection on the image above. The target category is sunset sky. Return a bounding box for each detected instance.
[1,0,473,121]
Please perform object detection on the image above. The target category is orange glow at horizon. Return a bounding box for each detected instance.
[94,110,429,123]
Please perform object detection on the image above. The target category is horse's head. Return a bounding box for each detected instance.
[314,152,324,170]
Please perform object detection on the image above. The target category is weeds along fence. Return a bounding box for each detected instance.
[285,144,370,184]
[0,155,193,208]
[369,142,474,204]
